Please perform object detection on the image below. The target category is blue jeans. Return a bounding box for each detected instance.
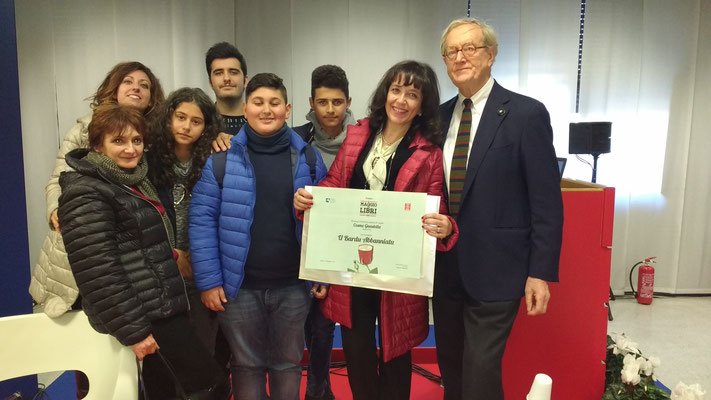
[304,298,336,397]
[218,282,311,400]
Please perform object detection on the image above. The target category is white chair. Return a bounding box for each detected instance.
[0,310,138,400]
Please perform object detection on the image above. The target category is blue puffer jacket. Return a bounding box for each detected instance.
[189,127,327,300]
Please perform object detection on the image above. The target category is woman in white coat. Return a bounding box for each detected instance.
[30,61,165,317]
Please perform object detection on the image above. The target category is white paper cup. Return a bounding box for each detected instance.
[526,373,552,400]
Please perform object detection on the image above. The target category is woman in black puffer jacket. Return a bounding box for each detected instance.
[58,103,222,399]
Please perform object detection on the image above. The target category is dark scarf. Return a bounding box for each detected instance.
[244,123,291,154]
[87,151,175,247]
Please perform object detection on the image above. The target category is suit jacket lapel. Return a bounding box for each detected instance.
[439,96,458,150]
[439,96,458,198]
[461,82,510,202]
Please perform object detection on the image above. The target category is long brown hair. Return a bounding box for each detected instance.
[367,61,441,146]
[89,62,165,116]
[147,88,220,190]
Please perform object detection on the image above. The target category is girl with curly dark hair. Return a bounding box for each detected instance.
[148,87,220,191]
[294,60,459,400]
[145,87,221,356]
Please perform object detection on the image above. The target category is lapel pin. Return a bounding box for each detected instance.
[497,108,506,116]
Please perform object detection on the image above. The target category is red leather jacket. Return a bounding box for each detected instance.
[319,119,458,362]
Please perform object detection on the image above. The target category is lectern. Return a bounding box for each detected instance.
[502,179,614,400]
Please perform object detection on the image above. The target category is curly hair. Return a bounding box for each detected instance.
[89,61,165,117]
[147,88,220,190]
[367,61,441,146]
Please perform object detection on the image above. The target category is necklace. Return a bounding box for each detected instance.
[381,133,402,147]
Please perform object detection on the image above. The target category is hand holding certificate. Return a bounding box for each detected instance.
[297,186,442,296]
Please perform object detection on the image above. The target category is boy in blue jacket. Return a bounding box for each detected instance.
[189,73,328,400]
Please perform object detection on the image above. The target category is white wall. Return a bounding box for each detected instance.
[15,0,711,294]
[580,0,711,294]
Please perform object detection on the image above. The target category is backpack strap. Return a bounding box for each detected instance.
[304,144,316,182]
[212,151,227,189]
[295,122,314,143]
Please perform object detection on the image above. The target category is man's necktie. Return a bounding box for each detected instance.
[449,98,472,218]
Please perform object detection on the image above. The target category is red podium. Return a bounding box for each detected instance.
[502,179,615,399]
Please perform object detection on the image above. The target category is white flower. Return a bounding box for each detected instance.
[621,368,641,385]
[621,354,641,385]
[639,357,656,376]
[622,354,639,369]
[671,381,706,400]
[638,359,650,376]
[610,333,641,355]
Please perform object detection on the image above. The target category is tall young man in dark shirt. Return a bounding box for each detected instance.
[195,42,250,397]
[206,42,248,150]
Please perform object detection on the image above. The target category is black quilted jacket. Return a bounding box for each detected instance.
[58,149,188,346]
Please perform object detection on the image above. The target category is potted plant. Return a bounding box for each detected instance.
[603,333,706,400]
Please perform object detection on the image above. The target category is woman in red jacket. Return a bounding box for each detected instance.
[294,60,458,400]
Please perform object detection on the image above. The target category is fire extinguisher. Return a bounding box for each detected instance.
[629,257,656,305]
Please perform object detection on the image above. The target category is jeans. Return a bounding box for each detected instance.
[218,282,311,400]
[304,298,335,397]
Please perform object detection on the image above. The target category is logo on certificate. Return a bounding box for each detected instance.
[359,200,377,217]
[404,203,411,211]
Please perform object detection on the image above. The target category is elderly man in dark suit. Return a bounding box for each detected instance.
[433,18,564,400]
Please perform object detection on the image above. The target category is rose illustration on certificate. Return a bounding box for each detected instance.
[350,244,377,274]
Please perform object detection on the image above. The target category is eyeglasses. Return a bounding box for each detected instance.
[443,44,487,61]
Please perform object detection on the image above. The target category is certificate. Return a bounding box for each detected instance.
[299,186,439,296]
